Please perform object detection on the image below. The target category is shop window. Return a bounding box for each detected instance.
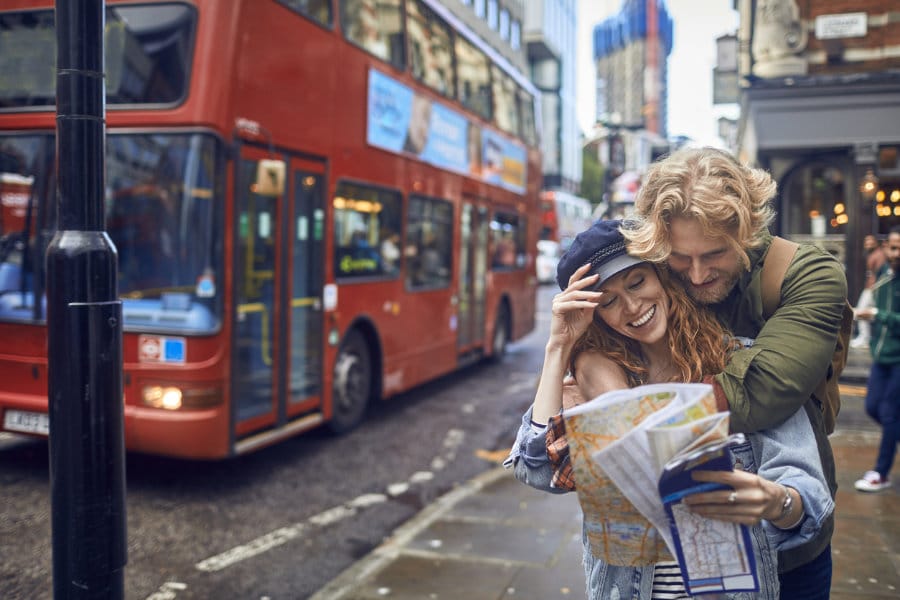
[406,196,453,289]
[333,181,402,279]
[780,162,846,265]
[782,163,846,237]
[870,173,900,235]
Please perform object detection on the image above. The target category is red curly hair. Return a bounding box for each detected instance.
[569,265,737,386]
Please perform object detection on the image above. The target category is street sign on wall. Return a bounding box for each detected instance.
[713,68,739,105]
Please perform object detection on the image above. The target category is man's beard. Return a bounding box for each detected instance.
[675,270,740,305]
[891,258,900,273]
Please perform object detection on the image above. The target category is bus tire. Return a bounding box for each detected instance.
[490,303,510,362]
[329,329,372,433]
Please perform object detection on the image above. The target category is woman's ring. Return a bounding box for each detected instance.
[728,491,738,504]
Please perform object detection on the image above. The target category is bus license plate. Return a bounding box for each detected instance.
[3,410,50,435]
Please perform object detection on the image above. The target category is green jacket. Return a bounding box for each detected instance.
[870,270,900,364]
[710,233,847,573]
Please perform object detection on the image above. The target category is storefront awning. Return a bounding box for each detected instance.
[740,77,900,155]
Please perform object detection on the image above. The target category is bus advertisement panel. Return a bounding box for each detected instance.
[367,69,527,193]
[0,0,542,459]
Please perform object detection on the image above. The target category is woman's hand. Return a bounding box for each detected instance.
[681,468,788,527]
[549,263,603,348]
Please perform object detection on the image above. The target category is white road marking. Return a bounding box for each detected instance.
[443,428,464,447]
[309,505,356,527]
[386,482,409,496]
[348,493,387,508]
[144,581,187,600]
[191,426,468,577]
[196,524,308,572]
[409,471,433,484]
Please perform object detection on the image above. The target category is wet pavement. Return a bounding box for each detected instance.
[311,348,900,600]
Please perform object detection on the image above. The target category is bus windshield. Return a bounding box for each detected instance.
[0,3,195,108]
[0,132,224,333]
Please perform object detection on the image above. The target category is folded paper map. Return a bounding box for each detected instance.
[563,382,757,594]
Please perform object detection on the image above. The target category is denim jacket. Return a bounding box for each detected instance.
[505,405,834,600]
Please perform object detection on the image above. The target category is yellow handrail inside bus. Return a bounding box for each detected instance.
[291,297,317,308]
[236,302,272,367]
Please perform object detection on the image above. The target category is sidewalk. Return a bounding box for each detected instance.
[311,355,900,600]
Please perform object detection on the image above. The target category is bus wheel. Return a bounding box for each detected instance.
[490,304,510,361]
[330,329,372,433]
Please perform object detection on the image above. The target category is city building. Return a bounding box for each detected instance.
[446,0,585,204]
[585,0,674,217]
[523,0,581,194]
[734,0,900,300]
[441,0,527,73]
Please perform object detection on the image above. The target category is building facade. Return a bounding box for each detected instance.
[446,0,583,197]
[593,0,673,137]
[588,0,673,217]
[523,0,582,194]
[442,0,527,72]
[736,0,900,300]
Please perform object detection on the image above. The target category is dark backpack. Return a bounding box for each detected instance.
[761,236,853,435]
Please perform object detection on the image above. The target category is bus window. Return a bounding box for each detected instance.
[406,0,454,98]
[107,133,224,333]
[406,196,452,289]
[491,65,519,137]
[275,0,332,26]
[490,211,525,270]
[340,0,404,68]
[333,181,402,279]
[0,4,196,109]
[454,34,491,121]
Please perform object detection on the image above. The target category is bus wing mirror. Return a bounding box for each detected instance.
[254,159,286,196]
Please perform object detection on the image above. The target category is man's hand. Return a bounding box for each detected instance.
[855,307,877,321]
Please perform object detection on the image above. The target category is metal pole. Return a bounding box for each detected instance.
[47,0,126,598]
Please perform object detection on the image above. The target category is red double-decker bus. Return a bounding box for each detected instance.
[0,0,541,458]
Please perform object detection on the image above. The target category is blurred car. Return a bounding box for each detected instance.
[536,239,561,285]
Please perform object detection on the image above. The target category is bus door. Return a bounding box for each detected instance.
[457,200,489,356]
[232,146,326,441]
[284,162,326,414]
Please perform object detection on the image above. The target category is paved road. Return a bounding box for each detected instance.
[0,290,557,599]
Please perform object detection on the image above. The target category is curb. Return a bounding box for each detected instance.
[309,466,510,600]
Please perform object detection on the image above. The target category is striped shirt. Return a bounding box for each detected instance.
[652,561,690,599]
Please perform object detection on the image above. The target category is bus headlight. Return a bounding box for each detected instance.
[141,386,222,410]
[142,386,183,410]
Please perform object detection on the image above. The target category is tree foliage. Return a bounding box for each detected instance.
[581,146,605,208]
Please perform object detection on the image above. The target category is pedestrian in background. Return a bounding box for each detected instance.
[853,226,900,493]
[624,146,847,599]
[851,234,887,349]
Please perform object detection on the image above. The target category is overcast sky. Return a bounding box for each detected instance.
[576,0,740,147]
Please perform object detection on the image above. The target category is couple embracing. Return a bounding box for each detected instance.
[508,147,846,600]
